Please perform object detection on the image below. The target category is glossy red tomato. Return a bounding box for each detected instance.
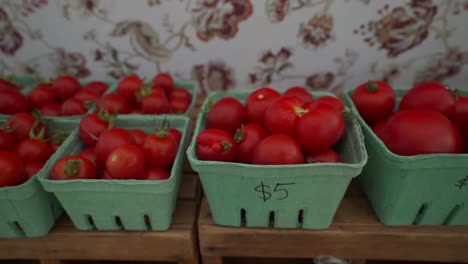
[83,81,108,96]
[6,113,46,141]
[74,89,99,103]
[97,93,133,114]
[15,136,53,164]
[305,149,341,163]
[141,92,170,114]
[371,115,391,135]
[399,82,455,119]
[207,97,244,135]
[52,76,81,101]
[95,128,135,166]
[252,134,304,165]
[100,170,112,179]
[284,86,313,105]
[245,87,281,125]
[170,87,191,101]
[129,129,147,147]
[351,81,395,124]
[80,147,97,165]
[0,78,18,91]
[196,128,236,162]
[153,73,174,95]
[0,89,30,114]
[40,103,62,116]
[170,98,190,114]
[169,128,182,145]
[0,129,16,151]
[0,151,25,187]
[117,75,142,104]
[61,97,87,116]
[142,131,178,168]
[234,123,267,163]
[313,96,345,111]
[142,167,170,180]
[294,102,345,154]
[379,110,463,155]
[51,155,97,180]
[263,95,307,135]
[106,144,146,180]
[25,162,44,180]
[27,83,57,109]
[79,112,114,147]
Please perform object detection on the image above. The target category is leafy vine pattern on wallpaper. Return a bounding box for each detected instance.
[1,0,468,95]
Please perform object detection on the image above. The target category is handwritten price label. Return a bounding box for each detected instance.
[254,181,296,202]
[455,175,468,190]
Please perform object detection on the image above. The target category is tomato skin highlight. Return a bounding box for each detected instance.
[351,81,395,124]
[252,134,304,165]
[95,128,136,167]
[245,87,281,125]
[0,151,26,187]
[207,97,245,135]
[196,128,236,162]
[106,144,146,180]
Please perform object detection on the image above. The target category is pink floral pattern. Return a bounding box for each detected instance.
[0,8,23,55]
[192,61,236,94]
[11,0,48,17]
[306,72,335,89]
[191,0,253,42]
[53,49,91,78]
[298,13,334,49]
[415,48,468,84]
[249,47,294,85]
[265,0,290,23]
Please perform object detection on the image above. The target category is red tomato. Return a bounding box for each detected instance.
[142,131,178,168]
[284,86,313,105]
[74,89,99,103]
[305,149,341,163]
[97,93,133,114]
[169,128,182,145]
[117,75,142,104]
[399,82,455,119]
[50,131,69,152]
[0,78,18,91]
[313,96,345,111]
[6,113,46,141]
[80,147,97,165]
[170,98,190,114]
[0,129,16,151]
[15,134,53,164]
[207,97,244,135]
[379,110,463,155]
[263,95,307,135]
[51,155,97,180]
[0,89,30,114]
[83,81,108,96]
[170,87,191,101]
[61,97,87,116]
[27,83,58,109]
[52,76,81,101]
[106,144,146,180]
[129,129,147,147]
[252,134,304,165]
[79,112,114,147]
[100,170,112,179]
[142,167,170,180]
[25,162,44,180]
[454,95,468,151]
[245,87,281,125]
[40,103,62,116]
[294,102,345,154]
[153,73,174,95]
[234,123,267,163]
[195,128,236,162]
[351,81,395,124]
[0,151,25,187]
[141,92,170,114]
[95,128,135,166]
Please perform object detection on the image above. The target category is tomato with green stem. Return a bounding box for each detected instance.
[51,155,97,180]
[195,128,236,162]
[142,128,178,168]
[79,111,115,147]
[15,124,53,164]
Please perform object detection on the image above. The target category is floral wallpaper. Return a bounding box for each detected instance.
[1,0,468,95]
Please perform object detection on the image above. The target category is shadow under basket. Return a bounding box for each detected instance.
[344,89,468,226]
[37,115,190,231]
[187,90,368,229]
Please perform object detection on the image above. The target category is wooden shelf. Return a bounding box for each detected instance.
[0,173,201,264]
[198,180,468,264]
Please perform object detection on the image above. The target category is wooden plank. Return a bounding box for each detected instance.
[198,195,468,263]
[0,201,197,262]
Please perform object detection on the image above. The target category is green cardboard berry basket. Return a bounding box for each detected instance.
[37,115,190,231]
[187,90,368,229]
[0,119,78,237]
[344,89,468,226]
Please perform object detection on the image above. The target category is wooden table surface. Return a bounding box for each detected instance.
[198,180,468,264]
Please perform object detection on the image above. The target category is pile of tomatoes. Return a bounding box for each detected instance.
[351,81,468,156]
[0,76,109,116]
[97,73,192,115]
[196,86,347,165]
[0,113,68,187]
[50,112,182,181]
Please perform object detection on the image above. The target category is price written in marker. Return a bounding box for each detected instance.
[254,181,296,202]
[455,175,468,190]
